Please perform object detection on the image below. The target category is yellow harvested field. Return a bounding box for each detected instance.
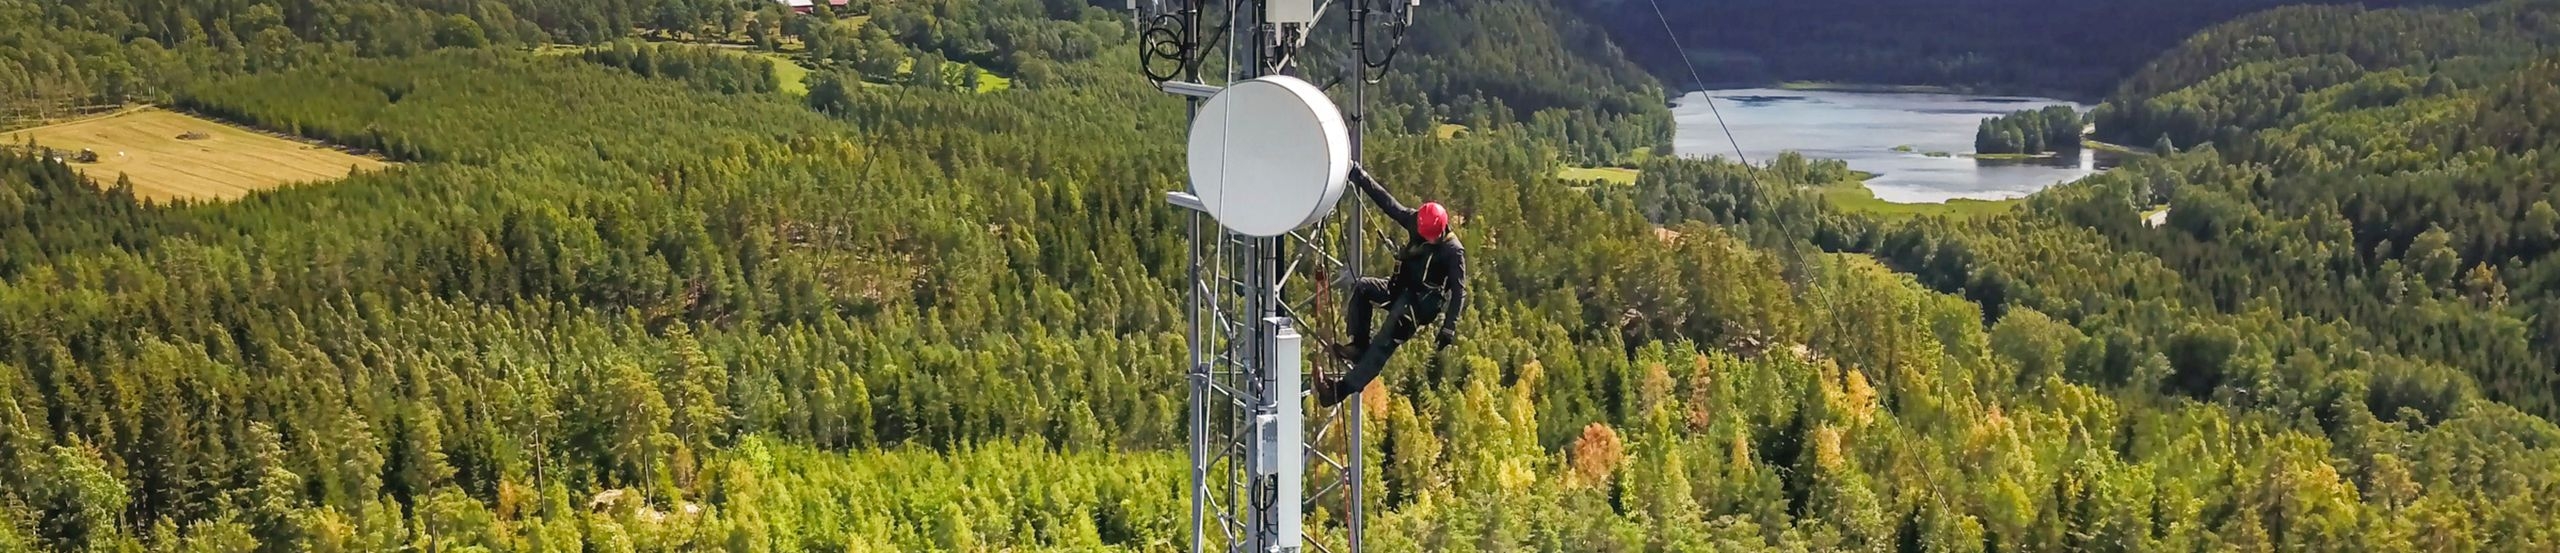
[3,107,390,202]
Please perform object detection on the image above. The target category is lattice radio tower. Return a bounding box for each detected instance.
[1136,0,1419,551]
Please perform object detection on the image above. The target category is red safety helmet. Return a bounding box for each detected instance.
[1418,202,1449,242]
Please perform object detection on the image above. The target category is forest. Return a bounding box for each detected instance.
[8,0,2560,551]
[2067,0,2560,421]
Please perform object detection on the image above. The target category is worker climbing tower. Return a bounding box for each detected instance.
[1138,0,1418,551]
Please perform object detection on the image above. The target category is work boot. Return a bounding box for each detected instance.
[1309,354,1339,407]
[1315,379,1347,408]
[1331,343,1365,363]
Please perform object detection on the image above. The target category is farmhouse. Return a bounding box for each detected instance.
[775,0,851,14]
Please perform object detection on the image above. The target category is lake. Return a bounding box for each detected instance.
[1670,88,2125,203]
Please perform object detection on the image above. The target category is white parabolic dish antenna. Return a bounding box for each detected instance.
[1187,75,1352,237]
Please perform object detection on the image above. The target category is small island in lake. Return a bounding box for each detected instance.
[1975,105,2085,158]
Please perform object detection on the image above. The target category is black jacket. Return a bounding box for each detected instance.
[1352,169,1467,333]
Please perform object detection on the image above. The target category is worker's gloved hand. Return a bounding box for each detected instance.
[1348,163,1373,185]
[1434,327,1456,350]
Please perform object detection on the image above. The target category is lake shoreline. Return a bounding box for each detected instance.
[2081,139,2156,156]
[1674,87,2116,205]
[1674,80,2104,104]
[1966,151,2062,160]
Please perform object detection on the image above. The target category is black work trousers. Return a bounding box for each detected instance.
[1336,277,1442,397]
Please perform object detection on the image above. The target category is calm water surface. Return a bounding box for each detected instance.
[1671,88,2124,203]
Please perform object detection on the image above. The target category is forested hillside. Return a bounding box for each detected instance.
[1567,0,2484,97]
[2073,0,2560,419]
[1392,0,1672,164]
[10,0,2560,551]
[2,0,658,122]
[1624,0,2560,549]
[1,0,1673,167]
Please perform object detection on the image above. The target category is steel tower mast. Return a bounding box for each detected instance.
[1139,0,1417,551]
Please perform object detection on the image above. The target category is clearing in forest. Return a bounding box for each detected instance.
[1816,178,2016,220]
[1556,165,1639,185]
[1,107,390,202]
[763,52,812,95]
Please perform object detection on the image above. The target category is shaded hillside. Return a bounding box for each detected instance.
[2063,0,2560,420]
[1298,0,1678,164]
[1566,0,2484,97]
